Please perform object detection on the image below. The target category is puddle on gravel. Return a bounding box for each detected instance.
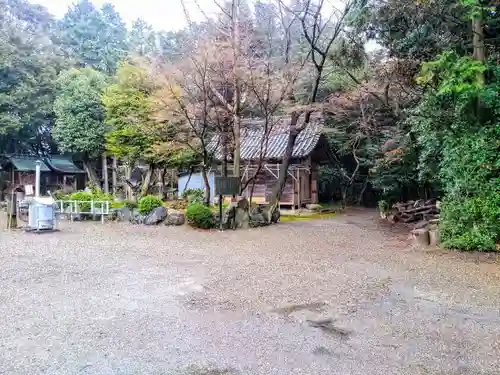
[306,318,352,338]
[271,302,327,316]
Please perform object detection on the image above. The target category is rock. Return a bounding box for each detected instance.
[271,208,280,223]
[71,214,83,222]
[235,207,250,229]
[306,203,322,211]
[144,206,168,225]
[249,212,269,228]
[108,208,119,221]
[116,207,132,222]
[230,197,250,229]
[131,213,145,224]
[164,209,185,226]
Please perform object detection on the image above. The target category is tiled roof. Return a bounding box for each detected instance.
[44,156,85,174]
[210,116,324,161]
[7,156,51,172]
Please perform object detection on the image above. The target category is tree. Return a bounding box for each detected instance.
[0,0,64,155]
[52,68,107,184]
[103,62,155,163]
[152,42,228,206]
[262,0,356,217]
[59,0,128,74]
[129,19,158,58]
[102,61,161,197]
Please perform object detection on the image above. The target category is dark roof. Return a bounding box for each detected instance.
[209,116,324,161]
[44,156,85,174]
[6,156,51,172]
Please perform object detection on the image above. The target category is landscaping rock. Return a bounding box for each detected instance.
[131,213,145,225]
[249,212,269,228]
[144,206,168,225]
[116,207,132,222]
[235,206,250,229]
[271,208,280,223]
[108,208,119,221]
[164,209,185,226]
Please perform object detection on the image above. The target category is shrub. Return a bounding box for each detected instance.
[70,191,93,212]
[138,195,163,215]
[182,188,204,203]
[440,192,500,251]
[123,200,138,210]
[53,189,70,201]
[186,202,215,229]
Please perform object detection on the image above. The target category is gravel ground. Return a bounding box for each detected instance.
[0,209,499,375]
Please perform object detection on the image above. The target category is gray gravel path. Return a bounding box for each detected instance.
[0,210,499,375]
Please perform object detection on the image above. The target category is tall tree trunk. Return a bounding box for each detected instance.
[139,164,154,198]
[183,168,193,194]
[201,167,211,206]
[82,159,99,188]
[265,113,301,222]
[112,156,117,195]
[472,15,485,85]
[125,164,133,201]
[158,168,166,199]
[231,0,241,180]
[101,153,109,194]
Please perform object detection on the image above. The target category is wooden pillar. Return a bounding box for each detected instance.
[102,153,109,194]
[311,167,318,204]
[296,169,301,209]
[112,156,117,195]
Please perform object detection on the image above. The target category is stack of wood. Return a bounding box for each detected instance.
[390,198,440,226]
[386,199,441,247]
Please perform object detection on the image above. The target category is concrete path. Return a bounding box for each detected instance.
[0,210,499,374]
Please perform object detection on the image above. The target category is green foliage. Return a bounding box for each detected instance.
[378,200,389,213]
[440,193,500,251]
[123,200,138,210]
[138,195,163,215]
[186,202,215,229]
[53,190,70,201]
[59,0,128,74]
[129,19,158,58]
[70,191,93,212]
[0,0,63,154]
[182,189,204,203]
[102,62,156,163]
[417,51,486,93]
[409,54,500,251]
[52,68,107,158]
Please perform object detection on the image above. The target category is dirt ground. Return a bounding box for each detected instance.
[0,209,499,375]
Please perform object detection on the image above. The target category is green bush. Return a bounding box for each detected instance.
[440,193,500,251]
[182,188,204,203]
[138,195,163,215]
[53,189,70,201]
[186,202,215,229]
[70,191,93,212]
[123,200,138,210]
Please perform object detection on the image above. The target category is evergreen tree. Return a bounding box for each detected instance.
[59,0,128,73]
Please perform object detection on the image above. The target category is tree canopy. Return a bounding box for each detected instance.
[0,0,498,249]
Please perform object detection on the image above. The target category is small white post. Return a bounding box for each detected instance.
[35,160,41,198]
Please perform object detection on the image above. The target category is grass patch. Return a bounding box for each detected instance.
[280,212,336,222]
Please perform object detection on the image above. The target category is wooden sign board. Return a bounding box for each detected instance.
[215,176,240,196]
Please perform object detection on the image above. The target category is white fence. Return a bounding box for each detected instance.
[55,200,110,224]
